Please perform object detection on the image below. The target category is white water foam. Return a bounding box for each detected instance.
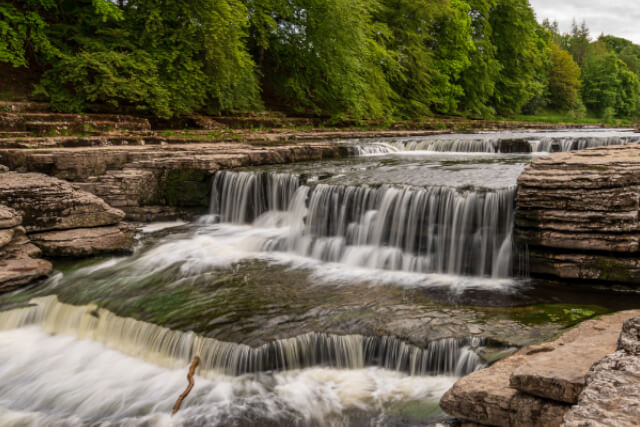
[0,327,456,426]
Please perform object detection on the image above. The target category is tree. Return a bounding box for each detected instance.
[566,20,591,66]
[489,0,548,115]
[0,0,57,67]
[547,42,581,110]
[244,0,396,119]
[581,52,640,117]
[459,0,501,116]
[376,0,473,117]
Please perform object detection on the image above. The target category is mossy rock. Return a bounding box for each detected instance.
[162,169,211,207]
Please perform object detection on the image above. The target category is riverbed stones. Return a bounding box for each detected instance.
[515,144,640,283]
[440,310,640,426]
[562,316,640,426]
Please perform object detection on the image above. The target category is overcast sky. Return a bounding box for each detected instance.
[529,0,640,44]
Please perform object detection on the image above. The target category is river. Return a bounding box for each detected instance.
[1,129,640,426]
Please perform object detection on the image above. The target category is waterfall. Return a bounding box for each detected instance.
[348,134,640,155]
[210,171,521,278]
[0,296,486,377]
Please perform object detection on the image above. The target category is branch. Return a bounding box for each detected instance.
[172,356,201,415]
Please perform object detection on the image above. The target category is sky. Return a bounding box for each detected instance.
[529,0,640,44]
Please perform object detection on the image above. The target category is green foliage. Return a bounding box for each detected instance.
[2,0,640,121]
[581,53,640,118]
[489,0,548,115]
[547,42,581,110]
[245,0,396,118]
[0,1,56,67]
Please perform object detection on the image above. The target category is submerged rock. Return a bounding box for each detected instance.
[440,310,640,426]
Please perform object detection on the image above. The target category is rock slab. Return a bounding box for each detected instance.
[562,316,640,426]
[440,310,640,426]
[30,224,135,257]
[510,310,640,404]
[0,171,124,232]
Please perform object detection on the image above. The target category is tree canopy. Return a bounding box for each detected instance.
[2,0,640,120]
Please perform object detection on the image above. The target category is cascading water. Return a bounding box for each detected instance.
[209,171,521,279]
[5,129,634,426]
[348,132,640,155]
[0,296,485,378]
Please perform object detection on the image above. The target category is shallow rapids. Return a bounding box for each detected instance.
[3,129,640,426]
[0,327,456,427]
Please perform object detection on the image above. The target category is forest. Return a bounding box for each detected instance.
[1,0,640,120]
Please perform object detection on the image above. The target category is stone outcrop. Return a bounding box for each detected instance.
[0,142,348,221]
[0,171,125,232]
[515,145,640,283]
[440,310,640,426]
[0,204,52,291]
[0,171,134,258]
[29,224,136,257]
[562,316,640,426]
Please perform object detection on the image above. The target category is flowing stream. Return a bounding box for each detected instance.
[2,129,640,426]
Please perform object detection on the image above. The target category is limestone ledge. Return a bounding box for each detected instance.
[441,310,640,427]
[515,144,640,283]
[0,142,347,221]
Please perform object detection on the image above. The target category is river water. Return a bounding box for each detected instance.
[1,129,640,426]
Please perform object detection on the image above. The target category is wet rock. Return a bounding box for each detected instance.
[562,316,640,426]
[29,224,136,257]
[0,164,8,173]
[0,171,124,232]
[515,145,640,283]
[441,310,640,426]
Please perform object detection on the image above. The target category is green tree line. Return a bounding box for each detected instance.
[1,0,639,120]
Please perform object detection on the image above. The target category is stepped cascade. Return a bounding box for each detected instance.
[2,129,640,425]
[348,131,640,155]
[209,171,521,278]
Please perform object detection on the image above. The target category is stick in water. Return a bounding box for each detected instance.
[172,356,201,415]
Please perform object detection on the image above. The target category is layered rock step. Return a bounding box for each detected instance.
[0,204,52,291]
[0,142,348,221]
[515,144,640,283]
[0,171,134,261]
[440,310,640,426]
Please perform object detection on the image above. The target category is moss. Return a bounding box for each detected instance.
[485,303,609,327]
[162,169,211,207]
[387,401,443,422]
[593,257,634,282]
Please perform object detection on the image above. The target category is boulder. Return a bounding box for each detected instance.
[441,310,640,426]
[29,224,136,257]
[562,316,640,426]
[0,171,124,232]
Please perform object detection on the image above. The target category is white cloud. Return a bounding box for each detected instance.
[529,0,640,44]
